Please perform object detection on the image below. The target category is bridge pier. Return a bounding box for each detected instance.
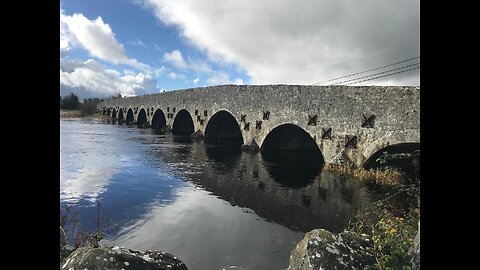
[241,140,260,153]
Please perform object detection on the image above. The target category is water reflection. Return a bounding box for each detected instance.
[262,151,323,189]
[204,142,242,172]
[60,120,119,203]
[146,133,372,233]
[61,119,378,270]
[114,185,300,270]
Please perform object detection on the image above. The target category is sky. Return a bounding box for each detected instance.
[60,0,420,99]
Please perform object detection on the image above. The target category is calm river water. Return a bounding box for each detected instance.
[60,118,378,270]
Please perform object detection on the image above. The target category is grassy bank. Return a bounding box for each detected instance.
[60,110,110,120]
[60,110,82,118]
[332,152,421,269]
[325,163,405,185]
[347,182,420,270]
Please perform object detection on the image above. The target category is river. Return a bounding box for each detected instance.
[60,118,379,269]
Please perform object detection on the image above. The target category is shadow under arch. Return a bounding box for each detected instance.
[261,124,325,188]
[137,109,148,128]
[204,110,243,146]
[204,110,243,167]
[363,142,420,179]
[126,108,134,125]
[172,109,194,136]
[151,109,167,134]
[117,109,124,124]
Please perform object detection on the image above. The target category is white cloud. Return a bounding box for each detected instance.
[154,44,165,52]
[155,66,167,76]
[233,78,244,85]
[142,0,419,85]
[60,12,149,70]
[127,38,147,47]
[163,49,187,69]
[167,72,186,80]
[163,49,215,76]
[187,57,212,73]
[206,71,241,85]
[60,58,158,99]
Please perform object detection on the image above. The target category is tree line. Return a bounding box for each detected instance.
[60,92,122,116]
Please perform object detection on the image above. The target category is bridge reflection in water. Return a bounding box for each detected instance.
[146,132,374,233]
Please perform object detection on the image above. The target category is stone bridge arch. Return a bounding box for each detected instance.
[363,141,420,168]
[172,109,195,136]
[361,133,420,168]
[151,109,167,133]
[117,109,124,123]
[260,123,325,165]
[137,108,148,128]
[126,108,134,125]
[204,110,244,147]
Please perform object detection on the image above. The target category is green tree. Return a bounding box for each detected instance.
[61,93,80,110]
[79,97,104,116]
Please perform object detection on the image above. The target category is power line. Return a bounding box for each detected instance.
[258,46,420,80]
[344,66,420,85]
[332,63,420,85]
[312,56,420,85]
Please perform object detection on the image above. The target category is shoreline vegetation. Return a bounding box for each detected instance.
[321,152,420,270]
[60,92,122,119]
[324,163,405,185]
[60,110,110,120]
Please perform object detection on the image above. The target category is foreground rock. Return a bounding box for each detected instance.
[61,244,188,270]
[288,229,375,270]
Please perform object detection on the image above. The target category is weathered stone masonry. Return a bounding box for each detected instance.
[98,85,420,167]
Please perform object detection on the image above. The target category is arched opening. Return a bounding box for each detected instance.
[261,124,324,188]
[172,109,194,136]
[126,108,134,125]
[117,109,124,124]
[111,108,117,119]
[204,110,243,146]
[137,109,148,128]
[363,142,420,180]
[151,109,167,134]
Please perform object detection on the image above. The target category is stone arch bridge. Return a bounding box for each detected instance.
[97,85,419,167]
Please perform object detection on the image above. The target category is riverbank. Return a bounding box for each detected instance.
[289,158,421,270]
[60,110,110,120]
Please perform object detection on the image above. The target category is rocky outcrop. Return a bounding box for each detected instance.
[410,220,420,270]
[61,244,188,270]
[288,229,375,270]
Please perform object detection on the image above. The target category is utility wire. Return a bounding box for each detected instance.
[258,46,420,80]
[332,63,420,85]
[344,66,420,85]
[312,56,420,85]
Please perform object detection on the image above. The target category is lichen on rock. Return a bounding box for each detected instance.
[61,244,188,270]
[288,229,375,270]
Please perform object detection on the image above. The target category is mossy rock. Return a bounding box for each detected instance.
[288,229,375,270]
